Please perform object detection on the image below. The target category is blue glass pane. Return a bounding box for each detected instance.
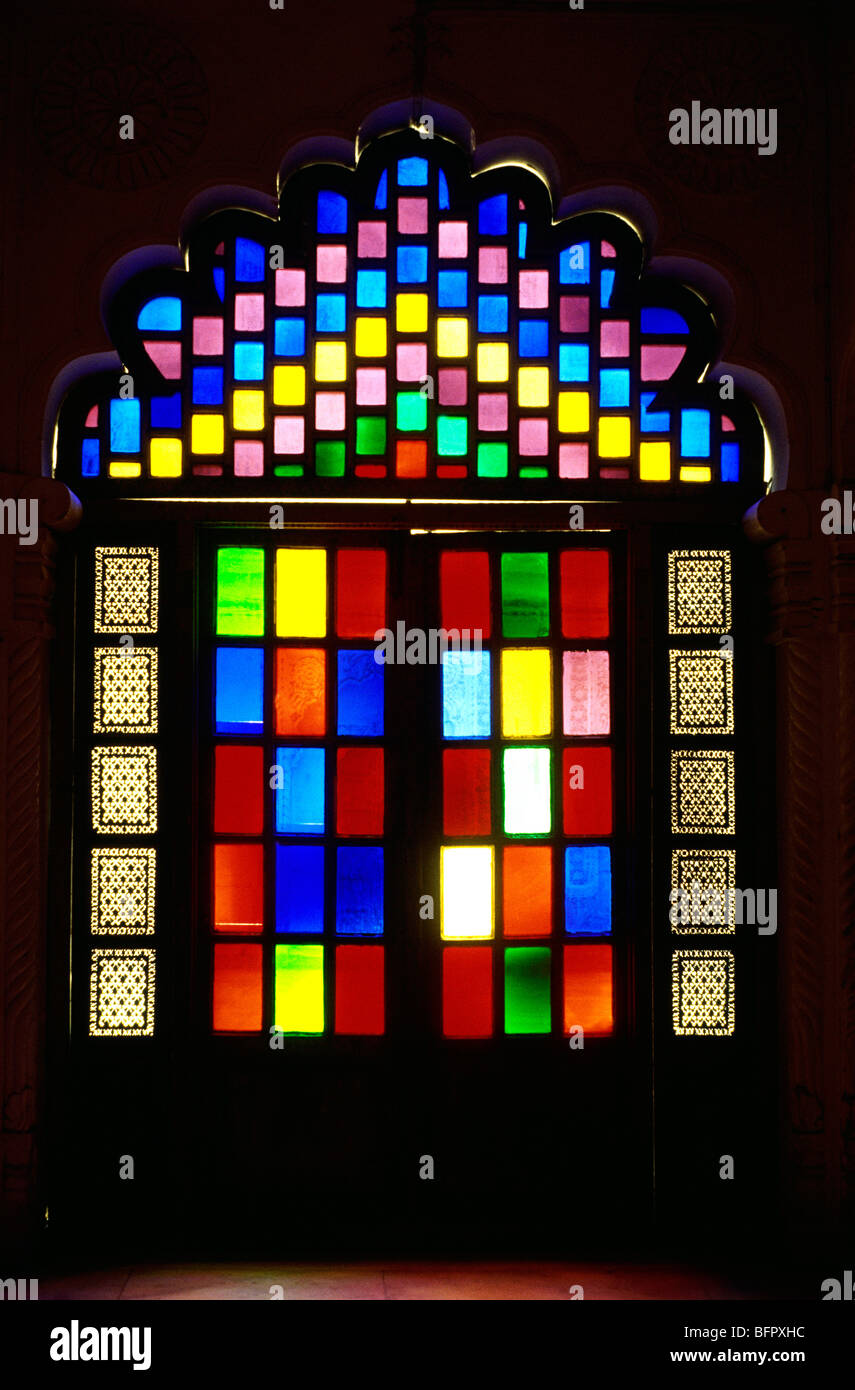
[316,294,346,332]
[438,168,450,209]
[600,269,616,309]
[317,191,347,233]
[137,296,181,331]
[235,237,265,282]
[599,368,630,408]
[564,846,611,935]
[81,439,100,476]
[274,318,305,356]
[397,246,428,284]
[479,194,508,235]
[335,847,384,935]
[442,649,491,739]
[275,748,325,833]
[681,409,711,457]
[356,270,387,308]
[337,651,384,736]
[213,268,225,302]
[641,307,689,334]
[276,844,324,934]
[519,320,548,357]
[640,391,669,431]
[110,399,140,452]
[233,342,264,380]
[559,344,589,382]
[478,296,508,333]
[721,441,740,481]
[151,394,181,428]
[374,169,388,210]
[215,647,264,733]
[438,271,468,308]
[518,222,528,259]
[398,156,428,186]
[559,243,590,284]
[193,367,224,405]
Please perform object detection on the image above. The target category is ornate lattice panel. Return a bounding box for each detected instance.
[670,849,736,933]
[89,948,156,1036]
[668,650,733,735]
[91,747,158,833]
[671,949,735,1036]
[94,546,159,633]
[93,648,158,733]
[670,750,735,834]
[91,847,156,934]
[667,550,732,635]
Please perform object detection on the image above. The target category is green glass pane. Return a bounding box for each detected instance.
[505,947,551,1033]
[356,416,387,455]
[519,466,549,478]
[437,415,467,456]
[397,391,428,431]
[315,441,346,476]
[501,552,550,636]
[216,547,265,636]
[274,944,324,1033]
[503,747,551,834]
[274,465,304,476]
[477,442,508,478]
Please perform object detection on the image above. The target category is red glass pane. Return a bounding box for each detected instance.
[336,549,387,636]
[335,945,385,1034]
[563,944,613,1036]
[214,745,263,834]
[336,748,384,835]
[213,943,263,1031]
[563,746,612,835]
[443,748,491,835]
[275,648,326,736]
[503,845,552,936]
[560,551,610,637]
[442,947,493,1037]
[440,551,492,637]
[213,844,263,932]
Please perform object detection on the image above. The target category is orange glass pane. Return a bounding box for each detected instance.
[563,943,613,1036]
[213,943,263,1031]
[213,844,263,932]
[503,846,552,937]
[275,648,326,736]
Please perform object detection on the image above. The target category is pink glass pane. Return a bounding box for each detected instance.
[519,270,548,308]
[397,343,427,381]
[438,221,468,258]
[559,443,589,479]
[601,240,617,258]
[438,369,467,406]
[316,392,346,430]
[275,270,306,306]
[640,345,685,380]
[600,321,629,357]
[478,393,508,432]
[479,247,507,283]
[234,441,264,476]
[398,198,428,233]
[559,297,589,333]
[358,221,387,258]
[563,651,611,735]
[356,368,386,405]
[84,405,99,428]
[600,467,629,479]
[722,415,736,431]
[193,317,224,356]
[273,416,305,454]
[143,341,181,378]
[235,295,264,330]
[316,246,347,283]
[519,418,548,455]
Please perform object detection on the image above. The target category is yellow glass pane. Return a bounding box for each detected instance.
[437,317,468,358]
[273,366,306,406]
[233,391,264,431]
[518,366,549,407]
[558,391,589,433]
[501,649,552,737]
[680,465,713,482]
[396,293,428,332]
[598,416,631,457]
[191,414,225,454]
[109,460,141,478]
[441,846,494,939]
[639,441,671,481]
[314,342,347,382]
[355,317,387,357]
[275,549,327,636]
[149,438,182,477]
[477,343,509,383]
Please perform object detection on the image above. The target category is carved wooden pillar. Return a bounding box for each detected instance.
[0,475,79,1244]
